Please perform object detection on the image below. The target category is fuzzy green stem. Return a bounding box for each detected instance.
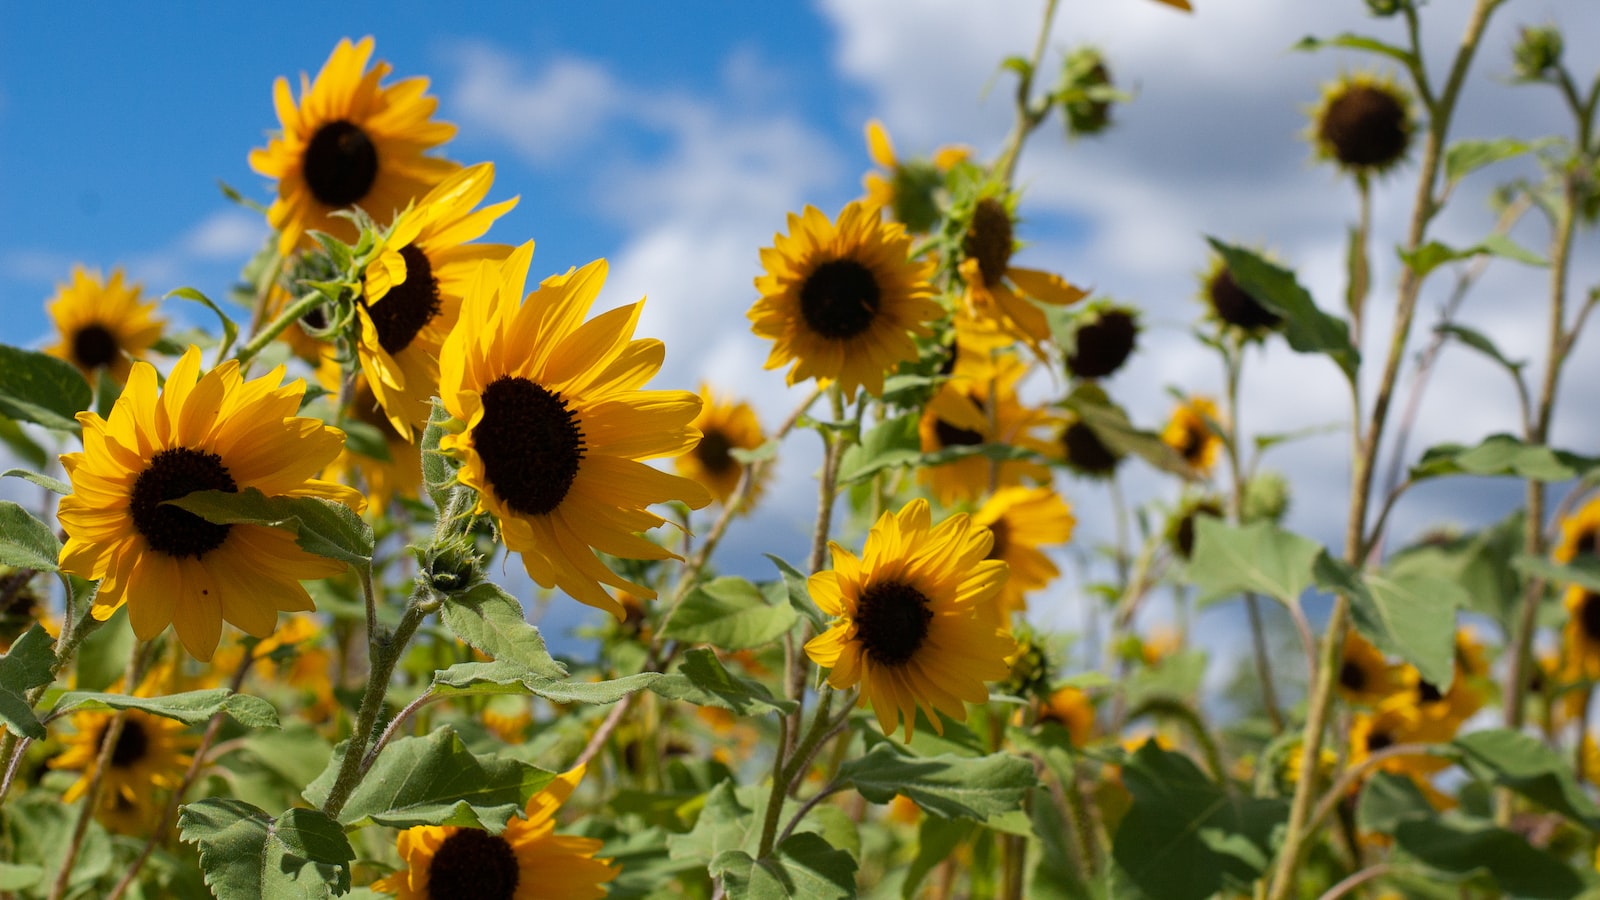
[992,0,1060,186]
[756,686,836,859]
[234,289,331,368]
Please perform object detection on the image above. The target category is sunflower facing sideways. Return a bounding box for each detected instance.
[438,243,712,620]
[917,350,1056,505]
[957,195,1088,358]
[56,346,365,660]
[971,485,1075,620]
[373,765,618,900]
[750,201,942,401]
[1161,394,1224,477]
[250,36,460,256]
[674,383,767,507]
[45,266,164,384]
[358,162,517,439]
[804,498,1016,740]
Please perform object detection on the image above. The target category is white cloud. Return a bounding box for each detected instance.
[180,208,269,260]
[444,42,625,165]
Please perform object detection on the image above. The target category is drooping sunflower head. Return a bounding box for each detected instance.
[56,346,364,660]
[373,764,619,900]
[972,485,1075,619]
[675,383,767,508]
[803,499,1015,740]
[439,243,711,619]
[1065,303,1140,380]
[1166,494,1224,559]
[1309,72,1414,177]
[750,201,942,401]
[50,707,196,834]
[1161,395,1224,476]
[954,193,1089,357]
[861,119,969,234]
[1058,412,1124,479]
[1200,254,1282,334]
[45,266,164,384]
[250,37,461,256]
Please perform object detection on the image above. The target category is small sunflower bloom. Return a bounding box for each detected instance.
[674,384,767,507]
[957,196,1088,358]
[1309,72,1414,177]
[250,37,460,255]
[56,346,365,661]
[972,486,1075,619]
[804,499,1016,740]
[1161,395,1224,476]
[51,707,196,834]
[1337,631,1402,706]
[45,266,164,385]
[1036,685,1095,746]
[861,119,970,233]
[373,765,618,900]
[1555,496,1600,565]
[917,351,1057,505]
[1562,585,1600,681]
[749,201,942,401]
[438,243,712,620]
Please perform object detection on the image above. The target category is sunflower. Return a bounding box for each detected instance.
[358,162,517,440]
[326,373,424,512]
[1562,585,1600,682]
[917,351,1056,505]
[804,498,1015,740]
[372,765,618,900]
[957,196,1088,358]
[1036,685,1094,746]
[250,36,461,256]
[1167,495,1223,559]
[438,243,712,620]
[1058,415,1123,479]
[1161,395,1223,476]
[861,119,969,234]
[1200,254,1281,334]
[45,266,164,385]
[749,201,942,401]
[0,568,56,652]
[1065,303,1139,380]
[1308,72,1414,177]
[972,486,1075,619]
[56,346,364,661]
[1336,630,1401,706]
[1348,702,1452,796]
[1555,496,1600,565]
[674,383,766,507]
[50,700,196,835]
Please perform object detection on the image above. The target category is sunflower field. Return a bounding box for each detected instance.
[2,0,1600,897]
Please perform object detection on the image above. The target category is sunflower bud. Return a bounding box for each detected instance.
[1363,0,1405,17]
[1066,304,1140,380]
[1513,25,1563,81]
[1243,470,1291,523]
[1058,48,1117,138]
[422,535,481,594]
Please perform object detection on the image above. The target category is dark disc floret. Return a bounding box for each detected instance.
[1365,727,1394,754]
[425,829,520,900]
[694,428,737,476]
[964,198,1014,287]
[1338,660,1367,694]
[1416,680,1444,704]
[474,376,585,516]
[106,720,149,768]
[986,517,1011,561]
[129,448,239,559]
[72,323,119,370]
[1581,591,1600,641]
[303,120,380,207]
[1067,309,1138,379]
[1318,83,1410,171]
[855,579,933,667]
[1207,268,1281,330]
[367,245,441,355]
[799,259,881,339]
[1062,421,1121,476]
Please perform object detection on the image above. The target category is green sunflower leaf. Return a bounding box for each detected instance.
[0,626,57,739]
[1293,33,1415,66]
[178,799,354,899]
[0,418,47,470]
[1399,236,1547,279]
[1454,729,1600,828]
[302,726,555,831]
[837,743,1034,821]
[420,400,456,512]
[668,780,753,866]
[0,345,92,433]
[904,817,979,900]
[1207,239,1358,381]
[1188,517,1320,608]
[1062,384,1190,478]
[836,412,921,485]
[429,659,662,704]
[1410,433,1600,483]
[1393,815,1583,899]
[2,468,70,495]
[0,863,43,891]
[165,488,374,569]
[713,832,858,900]
[660,576,798,650]
[166,287,240,356]
[1444,137,1535,187]
[648,648,798,716]
[0,501,61,573]
[1514,553,1600,595]
[48,689,281,729]
[1436,323,1527,379]
[765,554,825,629]
[1356,771,1437,836]
[1313,554,1462,688]
[439,581,567,678]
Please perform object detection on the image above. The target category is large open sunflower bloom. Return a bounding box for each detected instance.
[958,197,1087,357]
[373,765,618,900]
[45,266,164,385]
[861,119,969,234]
[917,351,1056,505]
[439,243,711,619]
[56,346,365,660]
[250,36,460,256]
[750,201,942,401]
[50,706,196,834]
[674,383,766,507]
[359,162,517,439]
[972,485,1075,619]
[804,498,1015,740]
[1161,395,1224,476]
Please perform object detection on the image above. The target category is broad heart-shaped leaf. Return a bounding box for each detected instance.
[1387,510,1523,630]
[49,689,280,729]
[1314,554,1461,688]
[439,582,566,678]
[660,576,798,650]
[668,780,753,865]
[1411,434,1600,483]
[1445,137,1533,186]
[167,488,373,569]
[429,659,664,704]
[765,554,825,629]
[1188,517,1320,608]
[0,502,61,573]
[835,412,918,485]
[0,344,92,433]
[1394,815,1583,899]
[2,468,69,495]
[302,726,555,831]
[837,743,1034,821]
[1208,238,1358,380]
[1112,742,1287,900]
[0,625,58,739]
[1454,729,1600,828]
[1356,772,1436,838]
[713,832,857,900]
[648,648,798,716]
[179,798,353,899]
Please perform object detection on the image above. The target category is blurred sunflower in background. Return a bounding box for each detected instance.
[971,485,1075,619]
[325,373,424,513]
[957,195,1087,358]
[675,384,766,508]
[1161,395,1223,476]
[1336,630,1400,706]
[1308,71,1414,178]
[861,119,970,234]
[45,266,164,385]
[750,201,941,400]
[917,351,1056,505]
[1555,496,1600,564]
[1199,254,1282,334]
[1035,685,1095,746]
[804,498,1015,740]
[250,36,460,255]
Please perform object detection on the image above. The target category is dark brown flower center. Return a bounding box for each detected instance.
[1576,528,1598,558]
[1207,269,1281,330]
[855,580,933,667]
[799,259,881,340]
[130,447,238,559]
[694,428,737,476]
[474,376,585,516]
[1062,421,1120,476]
[1067,309,1138,379]
[1176,423,1207,465]
[964,198,1014,287]
[934,418,984,449]
[303,120,379,207]
[1174,502,1221,559]
[1416,680,1444,704]
[367,245,440,355]
[986,518,1011,560]
[426,828,519,900]
[72,323,119,370]
[1339,660,1367,693]
[1365,727,1394,754]
[1318,84,1409,170]
[94,718,149,769]
[1581,591,1600,641]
